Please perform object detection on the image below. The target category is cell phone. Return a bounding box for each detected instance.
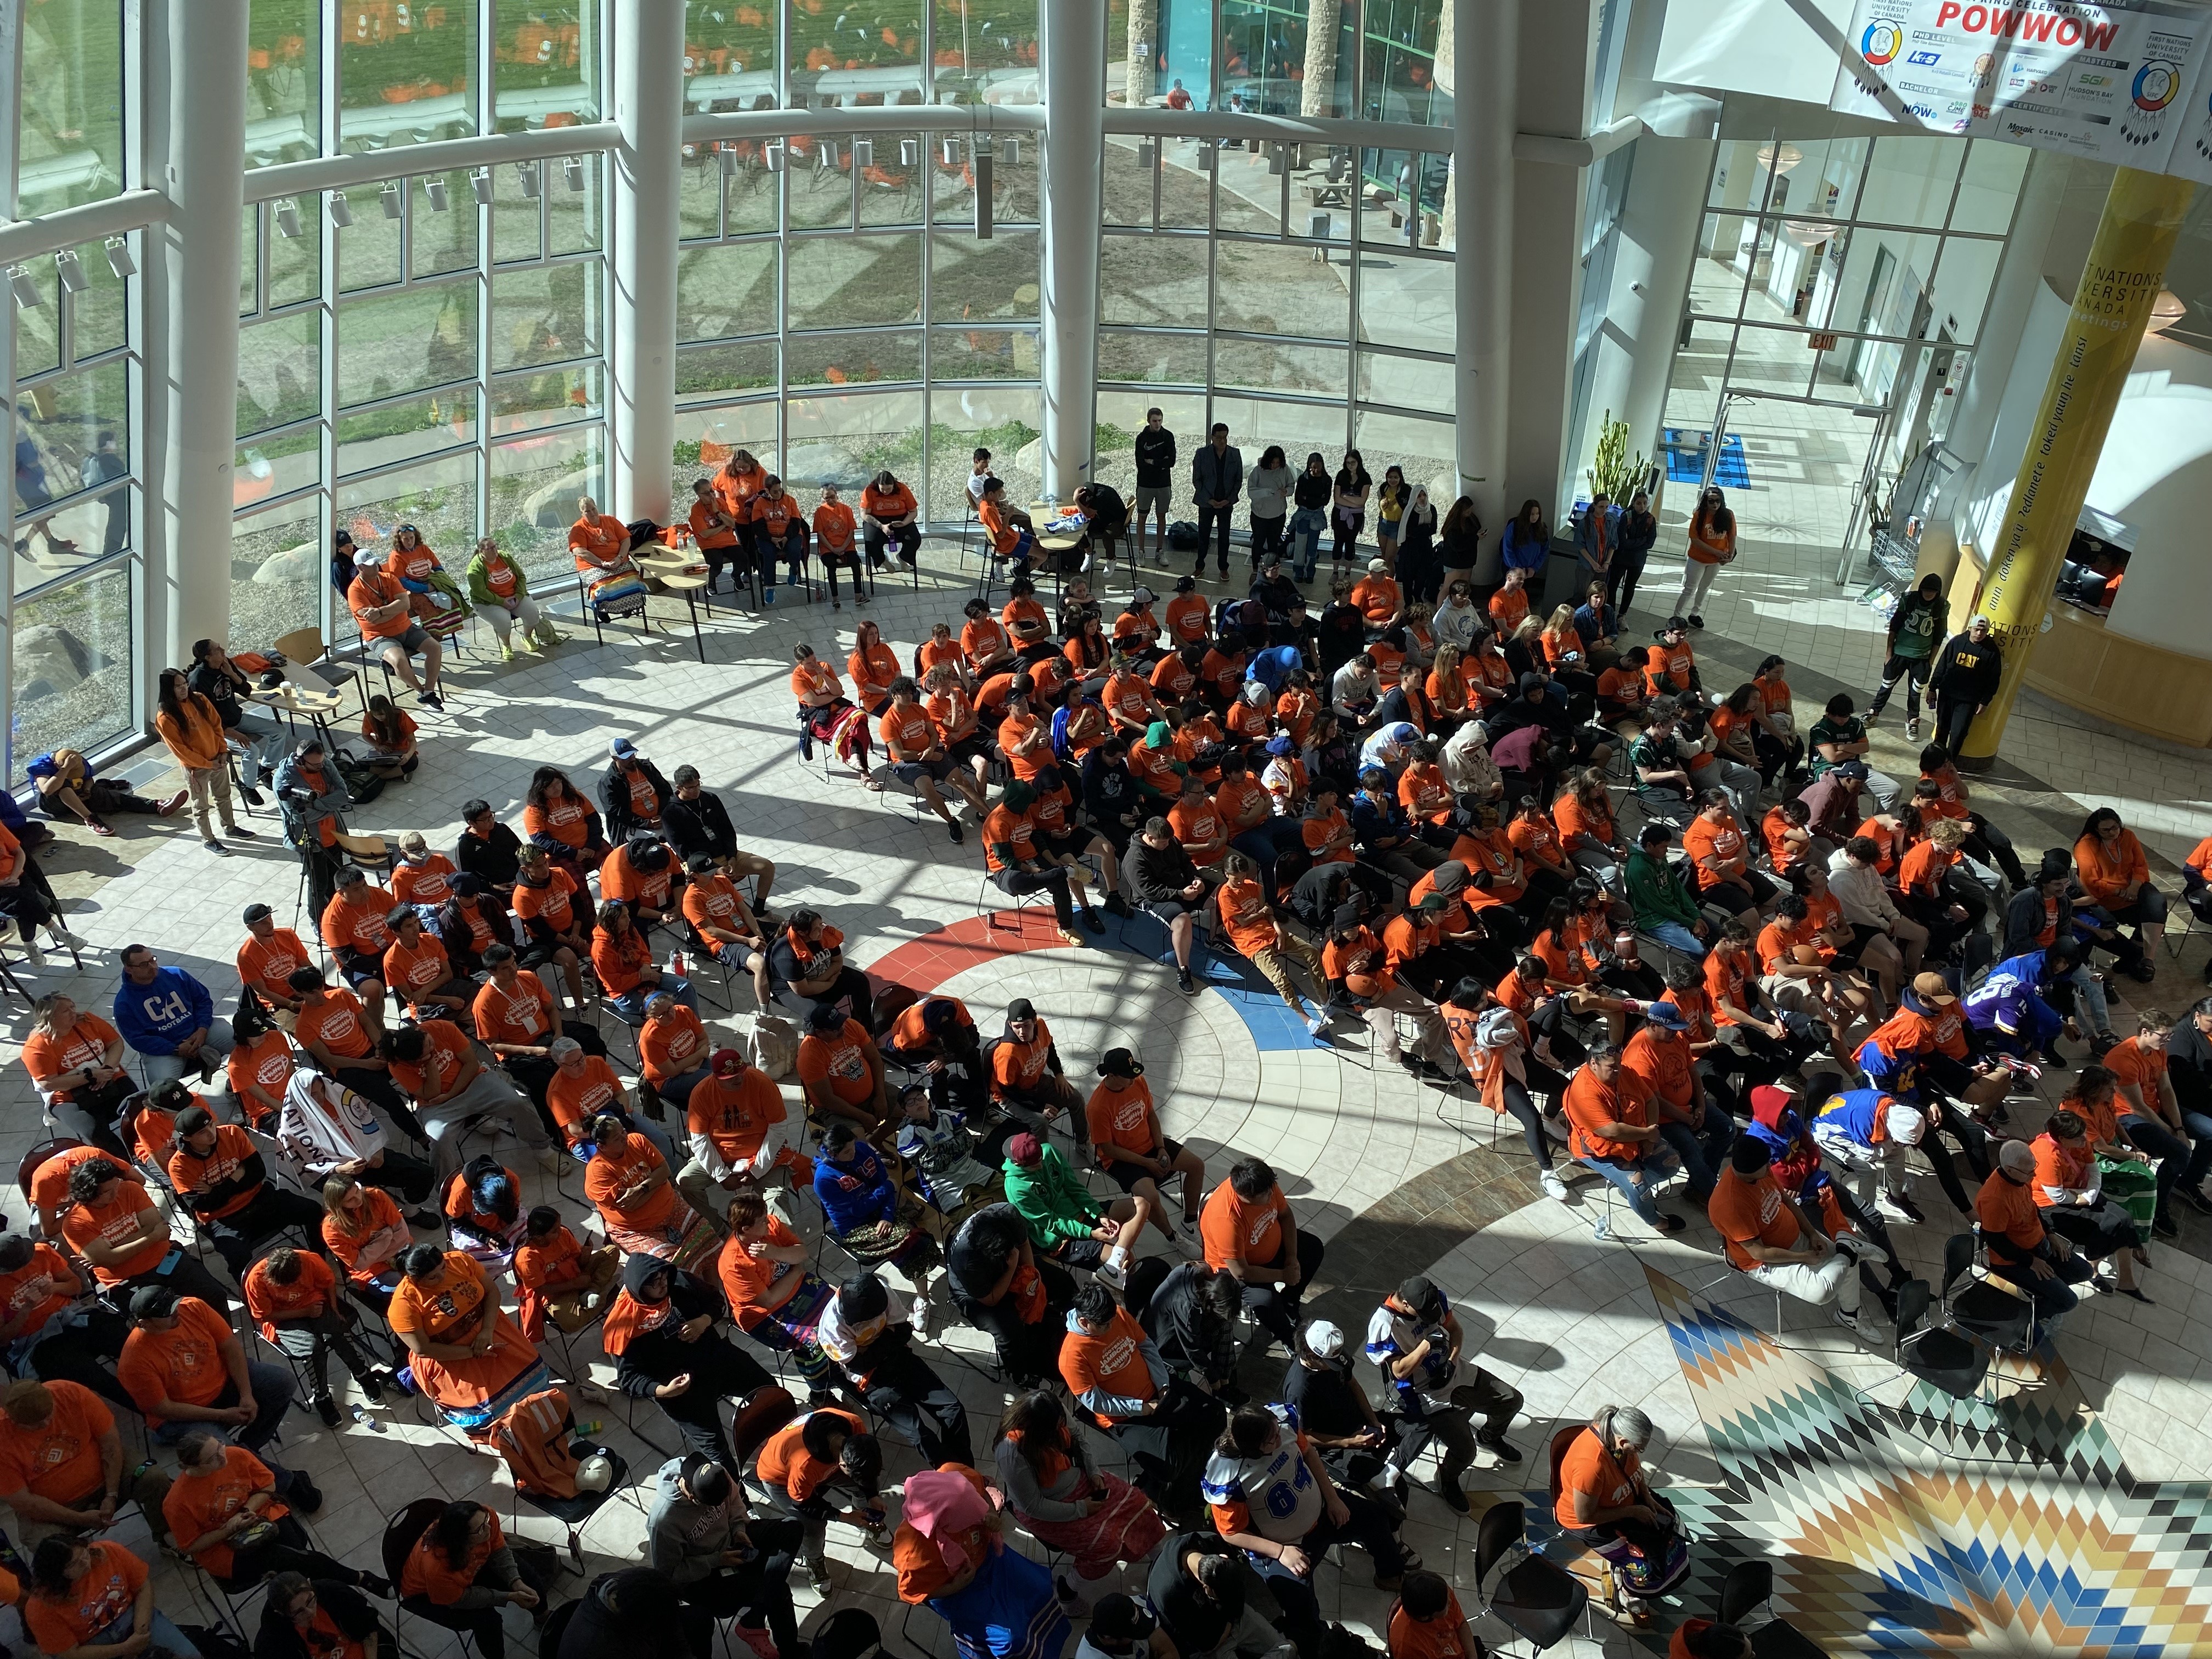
[155,1246,185,1276]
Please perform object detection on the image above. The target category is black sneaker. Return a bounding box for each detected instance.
[1687,614,1705,629]
[361,1369,390,1403]
[228,826,258,840]
[2090,1031,2120,1058]
[290,1472,324,1513]
[2178,1186,2212,1217]
[419,691,444,710]
[1104,892,1132,918]
[312,1394,341,1427]
[1080,907,1105,935]
[240,786,266,807]
[1435,1479,1471,1515]
[2154,1211,2180,1239]
[1178,968,1197,995]
[1476,1429,1522,1464]
[947,821,964,845]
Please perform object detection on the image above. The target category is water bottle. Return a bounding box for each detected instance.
[670,949,687,977]
[351,1404,384,1432]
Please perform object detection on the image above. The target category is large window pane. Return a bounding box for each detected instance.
[678,243,779,343]
[790,144,861,232]
[338,390,478,478]
[1103,137,1156,229]
[787,390,928,504]
[337,191,405,292]
[14,486,127,582]
[677,343,781,400]
[337,454,480,580]
[1356,250,1453,354]
[493,427,605,582]
[860,136,929,227]
[1099,330,1201,387]
[338,4,479,150]
[787,236,922,330]
[1361,0,1446,126]
[338,285,478,408]
[239,313,323,439]
[790,0,923,94]
[684,15,777,111]
[1354,405,1455,498]
[1101,234,1207,329]
[674,403,777,504]
[492,262,602,374]
[1861,137,1963,231]
[681,147,727,240]
[230,494,324,658]
[235,427,320,511]
[1215,149,1284,236]
[246,0,319,167]
[17,1,125,217]
[1215,338,1347,400]
[930,231,1040,323]
[13,262,63,380]
[1216,393,1346,471]
[930,328,1039,381]
[71,238,131,362]
[548,154,606,254]
[1092,390,1206,502]
[789,332,924,388]
[413,169,483,278]
[1357,349,1451,415]
[13,364,129,516]
[927,387,1040,523]
[12,563,133,778]
[1951,140,2029,236]
[1215,239,1349,338]
[491,365,603,438]
[493,161,547,264]
[493,1,600,126]
[933,0,1040,103]
[270,210,324,309]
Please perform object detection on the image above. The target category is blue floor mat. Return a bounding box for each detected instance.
[1660,430,1750,489]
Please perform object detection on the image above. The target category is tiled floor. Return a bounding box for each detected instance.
[2,503,2207,1656]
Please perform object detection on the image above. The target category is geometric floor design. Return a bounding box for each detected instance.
[1643,1267,2212,1656]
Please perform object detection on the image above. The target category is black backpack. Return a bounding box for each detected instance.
[331,743,387,805]
[1167,520,1201,551]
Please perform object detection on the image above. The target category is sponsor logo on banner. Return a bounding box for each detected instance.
[1830,0,2210,172]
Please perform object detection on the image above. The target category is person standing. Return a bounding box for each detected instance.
[1246,446,1291,574]
[1192,424,1244,578]
[1134,409,1177,564]
[186,640,286,807]
[1865,574,1946,737]
[1927,615,2004,759]
[153,669,254,856]
[1673,486,1735,629]
[1611,489,1655,617]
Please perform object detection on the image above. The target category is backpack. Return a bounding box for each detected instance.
[1049,704,1075,761]
[331,743,387,805]
[1167,520,1201,551]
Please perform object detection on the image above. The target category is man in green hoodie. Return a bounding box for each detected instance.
[1626,822,1709,960]
[1001,1131,1148,1290]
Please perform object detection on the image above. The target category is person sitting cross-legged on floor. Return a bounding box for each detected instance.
[1201,1402,1415,1659]
[1707,1134,1886,1341]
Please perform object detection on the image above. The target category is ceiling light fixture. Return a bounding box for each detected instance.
[52,249,86,292]
[327,191,354,227]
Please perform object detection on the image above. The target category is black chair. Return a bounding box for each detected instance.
[385,1497,481,1657]
[1941,1231,2034,1359]
[1893,1276,1989,1400]
[815,1605,932,1659]
[540,1595,580,1656]
[1719,1559,1831,1658]
[1472,1500,1589,1654]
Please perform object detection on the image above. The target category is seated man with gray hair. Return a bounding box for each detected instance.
[1551,1405,1689,1598]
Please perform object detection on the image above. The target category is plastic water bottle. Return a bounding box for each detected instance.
[351,1404,384,1432]
[670,949,687,977]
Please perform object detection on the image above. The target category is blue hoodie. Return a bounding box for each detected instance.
[112,966,215,1055]
[814,1142,899,1237]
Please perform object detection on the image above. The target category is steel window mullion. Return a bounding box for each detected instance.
[12,545,139,607]
[318,0,341,647]
[919,128,934,523]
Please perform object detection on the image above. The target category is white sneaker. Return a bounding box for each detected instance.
[1541,1169,1569,1201]
[1096,1255,1128,1291]
[914,1296,939,1341]
[52,929,86,951]
[20,939,46,970]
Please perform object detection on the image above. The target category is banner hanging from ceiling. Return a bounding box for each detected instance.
[1828,0,2210,173]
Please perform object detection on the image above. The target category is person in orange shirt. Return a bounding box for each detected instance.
[881,675,985,840]
[570,491,637,579]
[1974,1138,2094,1320]
[387,1245,542,1423]
[243,1247,388,1426]
[983,780,1097,944]
[1672,484,1735,627]
[1553,1407,1679,1566]
[961,596,1018,680]
[345,549,445,708]
[24,1536,190,1659]
[592,897,698,1021]
[678,852,771,1005]
[382,905,472,1028]
[397,1499,546,1652]
[797,481,861,607]
[584,1114,708,1260]
[2076,806,2168,970]
[471,941,602,1107]
[20,995,136,1159]
[687,475,745,595]
[1486,565,1532,636]
[522,763,610,874]
[847,618,900,717]
[162,1429,368,1591]
[1350,558,1404,630]
[753,474,807,596]
[153,669,252,854]
[120,1286,304,1481]
[378,1015,556,1181]
[509,845,591,1006]
[1389,1571,1479,1659]
[166,1104,324,1276]
[1085,1047,1207,1242]
[0,1376,170,1549]
[512,1205,621,1340]
[1199,1155,1324,1355]
[1706,1136,1874,1336]
[978,475,1036,576]
[1679,790,1776,920]
[1562,1043,1683,1234]
[860,467,922,568]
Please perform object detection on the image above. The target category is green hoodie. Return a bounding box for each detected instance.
[466,545,532,607]
[1625,847,1700,931]
[1002,1142,1099,1246]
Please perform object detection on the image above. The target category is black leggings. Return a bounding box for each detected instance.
[1497,1064,1570,1169]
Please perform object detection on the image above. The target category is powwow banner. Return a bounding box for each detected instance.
[1829,0,2210,172]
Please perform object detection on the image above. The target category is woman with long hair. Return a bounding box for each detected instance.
[993,1390,1165,1607]
[1438,496,1483,595]
[1330,450,1372,571]
[27,1534,207,1659]
[154,666,250,854]
[2075,806,2167,968]
[1290,450,1332,580]
[1499,498,1548,581]
[1674,484,1736,628]
[789,642,879,790]
[1397,484,1441,603]
[398,1499,547,1659]
[1246,444,1291,572]
[1374,464,1408,572]
[360,692,421,781]
[1612,488,1656,616]
[521,765,607,876]
[320,1172,413,1312]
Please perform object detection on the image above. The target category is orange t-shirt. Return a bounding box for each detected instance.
[1200,1180,1288,1271]
[584,1135,679,1234]
[1562,1069,1646,1163]
[348,568,410,639]
[168,1123,264,1221]
[1706,1165,1798,1269]
[117,1296,234,1414]
[797,1019,876,1108]
[25,1538,145,1654]
[163,1444,286,1579]
[22,1015,124,1101]
[384,1018,473,1101]
[523,793,594,849]
[1215,876,1280,958]
[401,1508,504,1605]
[0,1378,111,1505]
[878,704,938,760]
[1680,813,1747,889]
[1085,1078,1163,1165]
[546,1055,625,1142]
[814,500,857,552]
[1553,1430,1640,1529]
[321,884,398,955]
[1058,1306,1158,1419]
[474,971,556,1047]
[62,1181,168,1284]
[383,931,457,1005]
[511,867,581,934]
[244,1251,337,1336]
[755,1408,866,1501]
[640,1003,709,1089]
[235,928,312,1000]
[294,988,374,1060]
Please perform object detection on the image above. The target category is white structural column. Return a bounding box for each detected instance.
[149,0,249,665]
[1039,0,1106,499]
[1454,0,1514,533]
[610,3,685,524]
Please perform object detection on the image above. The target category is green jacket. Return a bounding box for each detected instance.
[466,548,532,607]
[1625,848,1700,930]
[1002,1143,1099,1246]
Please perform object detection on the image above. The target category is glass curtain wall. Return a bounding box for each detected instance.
[232,2,611,664]
[1097,125,1455,509]
[7,1,142,777]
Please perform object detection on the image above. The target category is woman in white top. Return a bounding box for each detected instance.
[1245,445,1292,574]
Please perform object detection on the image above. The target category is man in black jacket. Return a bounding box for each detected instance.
[2002,851,2121,1043]
[605,1252,767,1470]
[454,798,523,904]
[600,738,674,844]
[1143,1261,1241,1397]
[1133,408,1176,564]
[1132,816,1215,995]
[662,765,777,916]
[1081,738,1144,855]
[1928,616,2002,759]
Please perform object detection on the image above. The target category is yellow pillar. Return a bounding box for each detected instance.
[1960,166,2194,764]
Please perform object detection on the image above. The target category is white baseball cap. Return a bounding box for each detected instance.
[1884,1101,1927,1146]
[1302,1319,1346,1360]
